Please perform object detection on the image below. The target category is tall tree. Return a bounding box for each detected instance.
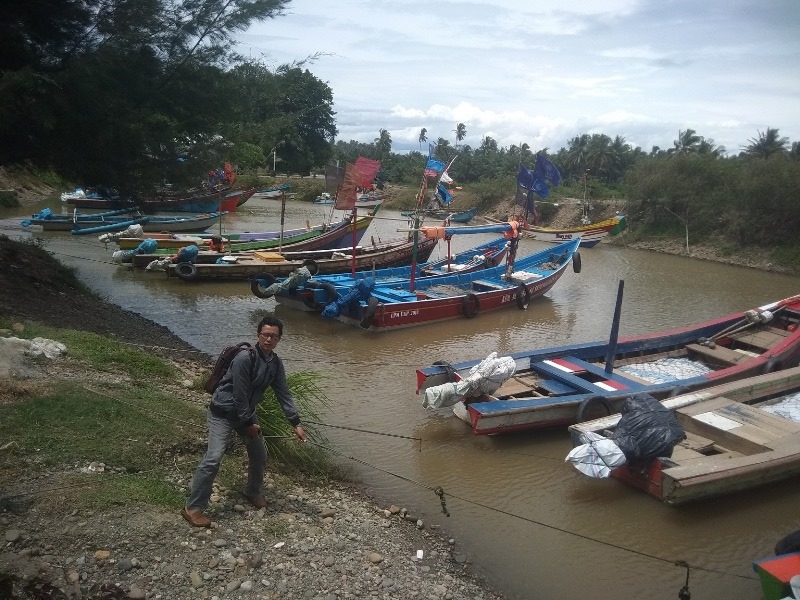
[0,0,293,191]
[454,122,466,148]
[670,129,702,155]
[374,128,392,161]
[743,127,789,159]
[418,127,427,151]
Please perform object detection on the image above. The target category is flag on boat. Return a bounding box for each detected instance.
[435,183,453,206]
[425,157,445,177]
[354,156,381,189]
[516,163,550,199]
[534,153,562,186]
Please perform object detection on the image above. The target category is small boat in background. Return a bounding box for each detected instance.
[128,213,377,269]
[306,236,581,332]
[416,294,800,435]
[252,183,293,199]
[21,207,223,234]
[113,219,343,250]
[269,237,511,310]
[314,191,385,209]
[166,235,439,282]
[486,215,626,247]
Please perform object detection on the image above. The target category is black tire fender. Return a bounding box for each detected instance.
[302,259,319,275]
[572,251,582,273]
[515,283,531,310]
[303,280,338,310]
[360,297,381,329]
[461,293,480,318]
[250,273,276,298]
[763,356,782,374]
[175,262,197,280]
[576,395,612,423]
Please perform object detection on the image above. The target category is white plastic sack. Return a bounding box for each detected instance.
[0,336,67,359]
[423,352,516,409]
[98,224,144,244]
[145,257,172,271]
[565,431,627,478]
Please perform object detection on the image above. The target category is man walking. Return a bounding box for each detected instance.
[182,315,307,527]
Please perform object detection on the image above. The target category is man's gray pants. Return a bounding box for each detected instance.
[186,410,267,510]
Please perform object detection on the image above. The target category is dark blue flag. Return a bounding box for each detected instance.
[534,154,562,186]
[516,163,550,199]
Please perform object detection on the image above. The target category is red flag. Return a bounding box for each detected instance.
[354,157,381,189]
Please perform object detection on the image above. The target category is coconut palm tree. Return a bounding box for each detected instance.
[671,129,702,154]
[418,128,427,151]
[586,134,615,181]
[564,134,591,177]
[454,123,466,148]
[697,138,726,157]
[743,127,789,158]
[374,129,392,161]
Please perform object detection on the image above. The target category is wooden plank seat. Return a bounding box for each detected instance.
[530,356,649,395]
[471,280,510,291]
[685,342,753,367]
[727,326,789,351]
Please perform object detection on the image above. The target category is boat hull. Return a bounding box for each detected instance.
[273,238,511,312]
[416,294,800,434]
[164,237,438,281]
[325,238,581,332]
[128,216,374,268]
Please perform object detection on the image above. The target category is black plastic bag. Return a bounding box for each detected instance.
[611,393,685,461]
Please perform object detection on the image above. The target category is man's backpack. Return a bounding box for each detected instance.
[204,342,256,394]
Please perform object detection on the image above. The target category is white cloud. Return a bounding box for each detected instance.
[236,0,800,155]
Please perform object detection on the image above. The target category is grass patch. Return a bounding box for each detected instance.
[0,382,200,472]
[76,474,186,508]
[0,189,18,207]
[0,380,204,509]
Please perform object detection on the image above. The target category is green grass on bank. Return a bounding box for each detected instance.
[0,326,345,510]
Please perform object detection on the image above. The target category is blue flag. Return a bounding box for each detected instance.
[435,183,453,206]
[534,154,562,187]
[516,163,550,199]
[425,157,445,174]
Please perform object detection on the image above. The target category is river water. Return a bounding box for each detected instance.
[3,197,800,600]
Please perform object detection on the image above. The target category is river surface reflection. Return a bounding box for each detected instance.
[3,198,800,599]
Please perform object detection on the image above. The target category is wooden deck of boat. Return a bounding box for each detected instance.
[662,397,800,504]
[568,367,800,504]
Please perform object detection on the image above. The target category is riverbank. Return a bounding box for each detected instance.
[0,235,504,599]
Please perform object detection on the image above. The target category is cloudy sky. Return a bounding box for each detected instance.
[236,0,800,156]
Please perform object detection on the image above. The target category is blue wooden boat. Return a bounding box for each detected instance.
[264,235,580,332]
[266,237,511,308]
[416,294,800,435]
[22,208,223,235]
